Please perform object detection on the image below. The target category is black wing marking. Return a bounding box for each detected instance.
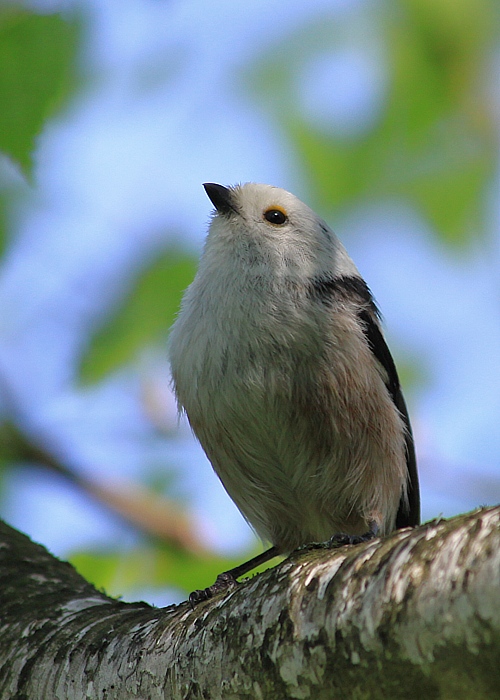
[310,275,420,528]
[358,308,420,528]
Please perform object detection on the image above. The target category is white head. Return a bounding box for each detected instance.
[201,182,359,280]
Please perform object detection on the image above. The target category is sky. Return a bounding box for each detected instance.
[1,0,500,602]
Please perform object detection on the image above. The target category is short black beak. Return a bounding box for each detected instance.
[203,183,236,216]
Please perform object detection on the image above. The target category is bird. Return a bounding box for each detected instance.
[168,182,420,602]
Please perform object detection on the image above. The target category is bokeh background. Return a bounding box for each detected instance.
[1,0,499,605]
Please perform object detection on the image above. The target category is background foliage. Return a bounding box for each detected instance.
[0,0,499,605]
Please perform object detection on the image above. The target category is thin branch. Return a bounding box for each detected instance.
[0,420,208,554]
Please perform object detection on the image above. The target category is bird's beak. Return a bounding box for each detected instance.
[203,183,237,216]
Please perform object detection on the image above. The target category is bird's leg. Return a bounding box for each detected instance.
[188,545,280,607]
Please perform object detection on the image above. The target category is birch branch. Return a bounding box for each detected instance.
[1,506,499,699]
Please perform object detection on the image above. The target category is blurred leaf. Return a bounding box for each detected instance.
[0,423,23,497]
[79,249,197,384]
[70,543,281,599]
[250,0,498,246]
[0,6,79,175]
[0,193,7,258]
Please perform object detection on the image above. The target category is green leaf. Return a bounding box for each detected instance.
[0,192,7,258]
[70,543,281,599]
[0,7,79,175]
[79,248,197,384]
[249,0,498,246]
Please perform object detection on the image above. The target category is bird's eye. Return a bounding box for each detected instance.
[264,208,288,225]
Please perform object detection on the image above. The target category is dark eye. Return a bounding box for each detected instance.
[264,208,288,225]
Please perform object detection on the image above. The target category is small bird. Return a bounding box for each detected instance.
[168,183,420,602]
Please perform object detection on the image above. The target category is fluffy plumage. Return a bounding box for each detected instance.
[169,183,419,554]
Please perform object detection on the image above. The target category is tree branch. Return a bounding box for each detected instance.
[1,506,499,699]
[0,421,207,553]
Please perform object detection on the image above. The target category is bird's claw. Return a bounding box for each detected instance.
[326,530,377,547]
[293,529,378,556]
[188,572,239,607]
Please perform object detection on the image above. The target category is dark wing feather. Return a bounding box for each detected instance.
[310,275,420,528]
[358,309,420,527]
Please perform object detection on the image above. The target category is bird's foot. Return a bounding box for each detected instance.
[188,571,239,607]
[294,523,379,555]
[326,530,377,548]
[326,519,379,548]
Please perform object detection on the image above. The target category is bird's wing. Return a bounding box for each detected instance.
[357,308,420,527]
[310,274,420,528]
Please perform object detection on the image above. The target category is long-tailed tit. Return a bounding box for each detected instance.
[169,183,420,602]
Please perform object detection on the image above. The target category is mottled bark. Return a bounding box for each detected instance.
[1,507,499,699]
